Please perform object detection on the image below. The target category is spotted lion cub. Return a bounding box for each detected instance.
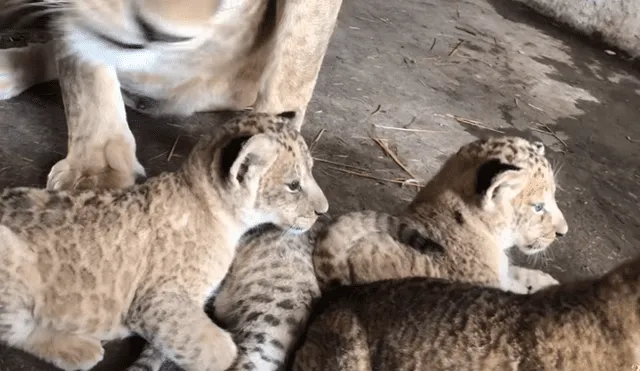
[128,222,323,371]
[314,136,568,294]
[0,112,329,371]
[293,255,640,370]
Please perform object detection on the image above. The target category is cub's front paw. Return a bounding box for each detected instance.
[211,329,238,371]
[51,335,105,371]
[525,269,559,293]
[46,138,146,191]
[510,266,559,294]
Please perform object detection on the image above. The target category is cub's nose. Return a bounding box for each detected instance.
[555,219,569,237]
[315,198,329,216]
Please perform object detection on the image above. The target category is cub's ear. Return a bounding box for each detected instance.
[532,141,545,156]
[476,159,527,208]
[220,134,279,187]
[276,110,302,131]
[277,111,297,120]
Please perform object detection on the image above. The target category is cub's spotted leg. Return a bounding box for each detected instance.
[0,41,57,100]
[46,52,144,191]
[507,266,559,294]
[253,0,343,130]
[127,291,237,371]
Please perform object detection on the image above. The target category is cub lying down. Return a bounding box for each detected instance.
[293,255,640,371]
[314,136,569,295]
[0,112,328,371]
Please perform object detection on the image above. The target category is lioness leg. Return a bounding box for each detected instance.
[253,0,343,130]
[47,52,144,191]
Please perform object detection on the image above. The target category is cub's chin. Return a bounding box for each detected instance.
[518,242,551,255]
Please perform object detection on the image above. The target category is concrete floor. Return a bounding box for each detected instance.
[1,0,639,370]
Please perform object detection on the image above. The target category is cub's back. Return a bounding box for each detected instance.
[294,277,631,371]
[213,223,321,371]
[293,278,530,371]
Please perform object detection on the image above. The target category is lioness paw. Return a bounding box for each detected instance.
[47,137,146,191]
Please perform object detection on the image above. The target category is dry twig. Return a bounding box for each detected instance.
[326,165,421,187]
[373,124,444,133]
[448,39,464,57]
[446,114,505,134]
[455,25,477,36]
[371,137,420,181]
[167,135,180,161]
[527,103,544,112]
[309,128,326,152]
[354,16,377,22]
[429,37,437,51]
[313,157,370,172]
[533,122,568,149]
[149,151,169,161]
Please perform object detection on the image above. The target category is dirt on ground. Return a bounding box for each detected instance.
[1,0,639,370]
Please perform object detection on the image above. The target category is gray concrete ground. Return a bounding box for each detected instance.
[1,0,639,369]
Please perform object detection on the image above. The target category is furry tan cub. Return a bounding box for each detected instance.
[128,222,324,371]
[293,255,640,371]
[0,112,328,371]
[314,136,569,295]
[1,0,342,191]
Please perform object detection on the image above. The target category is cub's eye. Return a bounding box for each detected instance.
[533,203,545,213]
[287,181,301,192]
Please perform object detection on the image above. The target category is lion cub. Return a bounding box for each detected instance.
[0,112,328,371]
[293,254,640,371]
[127,222,324,371]
[314,136,568,294]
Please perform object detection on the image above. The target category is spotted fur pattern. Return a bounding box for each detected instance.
[314,136,569,295]
[293,254,640,370]
[0,112,328,371]
[127,222,322,371]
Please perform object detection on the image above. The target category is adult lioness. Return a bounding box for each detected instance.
[0,0,342,190]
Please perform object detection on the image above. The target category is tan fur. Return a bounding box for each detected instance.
[0,112,329,371]
[0,0,343,190]
[314,136,569,295]
[128,222,323,371]
[293,255,640,371]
